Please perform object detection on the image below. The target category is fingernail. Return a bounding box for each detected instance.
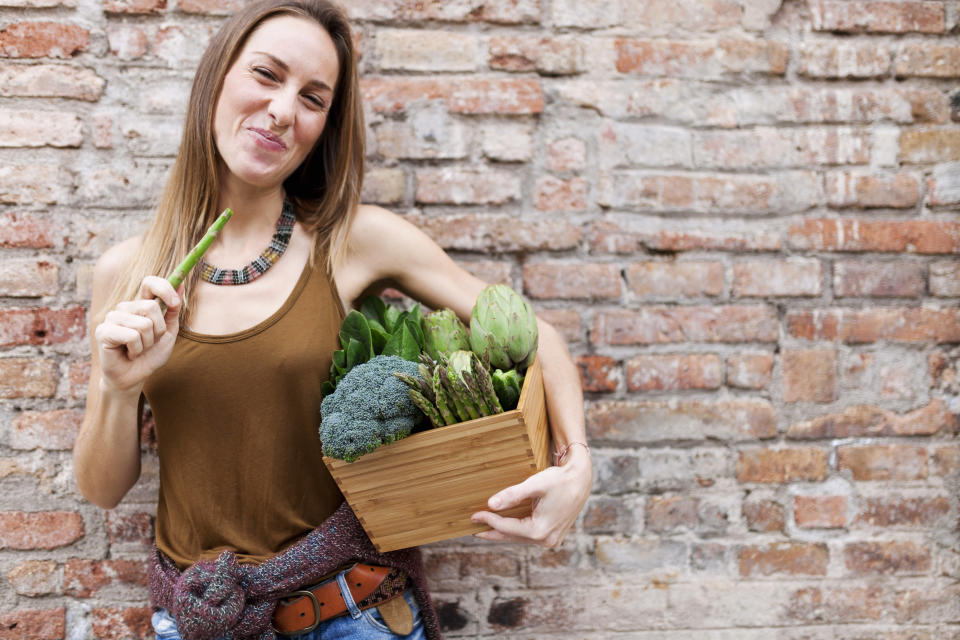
[489,499,501,510]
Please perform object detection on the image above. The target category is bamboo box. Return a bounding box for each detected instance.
[322,357,550,552]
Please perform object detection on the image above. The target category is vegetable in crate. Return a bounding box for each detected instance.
[469,284,539,372]
[320,355,423,462]
[491,368,523,411]
[421,309,470,363]
[396,351,503,427]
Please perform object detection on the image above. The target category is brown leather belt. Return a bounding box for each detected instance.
[272,563,392,636]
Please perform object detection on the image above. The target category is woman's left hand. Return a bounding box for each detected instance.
[470,445,592,547]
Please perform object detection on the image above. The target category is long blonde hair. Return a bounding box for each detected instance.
[102,0,364,322]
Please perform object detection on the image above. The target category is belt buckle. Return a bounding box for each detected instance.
[272,590,321,637]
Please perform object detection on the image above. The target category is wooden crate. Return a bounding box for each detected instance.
[323,357,550,552]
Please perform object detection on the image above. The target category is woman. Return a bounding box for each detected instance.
[74,1,592,638]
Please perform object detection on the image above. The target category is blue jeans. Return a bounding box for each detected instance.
[151,577,424,640]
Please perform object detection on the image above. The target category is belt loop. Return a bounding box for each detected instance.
[336,570,363,619]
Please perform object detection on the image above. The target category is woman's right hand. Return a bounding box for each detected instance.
[94,275,182,396]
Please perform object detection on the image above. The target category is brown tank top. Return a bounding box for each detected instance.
[143,257,345,569]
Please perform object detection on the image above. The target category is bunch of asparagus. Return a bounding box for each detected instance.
[394,351,503,428]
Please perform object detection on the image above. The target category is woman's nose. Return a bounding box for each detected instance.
[267,89,296,127]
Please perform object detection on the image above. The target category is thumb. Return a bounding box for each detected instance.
[487,475,542,512]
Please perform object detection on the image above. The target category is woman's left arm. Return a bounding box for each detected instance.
[341,206,592,547]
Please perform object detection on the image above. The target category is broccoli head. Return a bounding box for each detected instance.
[320,354,423,462]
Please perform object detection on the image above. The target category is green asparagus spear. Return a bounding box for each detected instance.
[408,388,444,428]
[157,208,233,313]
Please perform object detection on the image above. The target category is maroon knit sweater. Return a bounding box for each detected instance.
[148,501,442,640]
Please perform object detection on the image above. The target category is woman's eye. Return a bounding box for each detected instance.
[304,95,328,111]
[252,66,277,81]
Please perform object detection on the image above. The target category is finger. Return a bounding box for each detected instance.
[96,323,145,358]
[137,275,181,315]
[104,311,158,352]
[471,509,535,541]
[486,474,546,512]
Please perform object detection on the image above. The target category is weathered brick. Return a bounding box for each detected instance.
[0,307,85,347]
[177,0,245,14]
[786,308,960,343]
[743,499,785,532]
[788,399,957,439]
[646,495,698,532]
[347,0,540,24]
[405,213,582,253]
[481,121,533,162]
[615,39,789,78]
[694,128,870,168]
[5,560,61,596]
[455,260,511,286]
[844,541,931,575]
[582,496,635,535]
[626,261,723,298]
[626,354,722,391]
[362,76,544,114]
[737,448,829,483]
[0,608,65,640]
[547,137,586,173]
[929,162,960,205]
[104,0,165,13]
[826,172,921,209]
[587,398,776,442]
[595,537,687,572]
[151,24,213,68]
[726,352,774,390]
[0,62,104,100]
[105,24,149,60]
[624,0,741,33]
[361,168,405,204]
[0,258,58,297]
[536,309,582,344]
[415,168,520,205]
[591,306,779,345]
[834,260,924,298]
[375,30,477,72]
[0,212,59,248]
[739,542,829,577]
[836,444,927,481]
[782,349,837,403]
[63,558,149,598]
[69,360,90,398]
[931,261,960,296]
[895,43,960,78]
[810,1,945,34]
[522,262,621,300]
[534,176,587,211]
[733,258,822,297]
[10,410,83,450]
[795,495,847,529]
[900,128,960,163]
[789,219,960,254]
[90,607,152,640]
[0,511,84,549]
[589,220,782,254]
[105,511,154,547]
[0,358,58,398]
[0,0,75,5]
[375,115,469,160]
[551,0,620,28]
[855,496,950,527]
[0,22,89,58]
[799,41,891,78]
[931,445,960,476]
[0,165,70,204]
[575,355,618,393]
[489,36,584,75]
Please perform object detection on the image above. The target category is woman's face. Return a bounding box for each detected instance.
[213,14,339,191]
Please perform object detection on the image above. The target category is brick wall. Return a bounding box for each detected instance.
[0,0,959,637]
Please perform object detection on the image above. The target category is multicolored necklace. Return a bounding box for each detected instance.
[199,199,295,286]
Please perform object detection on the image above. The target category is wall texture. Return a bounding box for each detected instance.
[0,0,959,638]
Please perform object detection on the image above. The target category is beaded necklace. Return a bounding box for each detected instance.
[198,199,295,286]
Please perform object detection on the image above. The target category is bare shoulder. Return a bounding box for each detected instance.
[94,236,142,286]
[347,204,418,249]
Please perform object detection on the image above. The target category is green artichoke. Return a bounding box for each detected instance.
[469,284,539,371]
[421,309,470,363]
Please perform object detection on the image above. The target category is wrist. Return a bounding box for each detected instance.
[98,377,143,402]
[554,440,590,467]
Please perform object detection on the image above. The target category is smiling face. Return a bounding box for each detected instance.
[212,14,340,193]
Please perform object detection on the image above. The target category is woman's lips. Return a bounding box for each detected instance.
[248,127,287,151]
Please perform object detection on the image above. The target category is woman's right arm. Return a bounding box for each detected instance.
[74,238,182,509]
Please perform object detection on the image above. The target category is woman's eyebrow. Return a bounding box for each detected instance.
[251,51,334,93]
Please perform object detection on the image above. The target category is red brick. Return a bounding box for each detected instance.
[733,258,822,297]
[0,511,84,550]
[810,1,946,34]
[743,499,785,532]
[931,261,960,296]
[787,308,960,343]
[900,128,960,163]
[0,258,58,297]
[826,171,921,209]
[0,22,88,58]
[588,221,782,253]
[615,39,789,77]
[0,212,59,248]
[587,398,776,443]
[522,262,621,300]
[0,307,85,347]
[105,511,154,547]
[459,552,521,579]
[0,62,105,100]
[856,496,950,527]
[534,176,587,211]
[788,219,960,254]
[833,260,924,298]
[547,137,587,173]
[625,0,742,32]
[489,36,584,75]
[895,43,960,78]
[739,542,829,577]
[5,560,61,596]
[361,76,544,114]
[694,128,870,168]
[0,358,58,398]
[537,309,582,344]
[90,607,152,640]
[626,261,723,298]
[0,165,69,204]
[405,213,581,253]
[788,399,958,439]
[105,24,148,60]
[844,541,931,575]
[626,354,722,391]
[456,260,511,286]
[0,608,65,640]
[346,0,539,24]
[782,349,837,403]
[591,306,778,345]
[737,448,829,483]
[375,30,476,73]
[799,41,891,78]
[415,168,520,205]
[177,0,254,14]
[837,444,927,481]
[63,558,149,598]
[795,495,847,529]
[583,496,634,534]
[726,352,774,389]
[646,495,698,532]
[575,355,618,393]
[69,360,90,398]
[103,0,165,13]
[10,410,83,450]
